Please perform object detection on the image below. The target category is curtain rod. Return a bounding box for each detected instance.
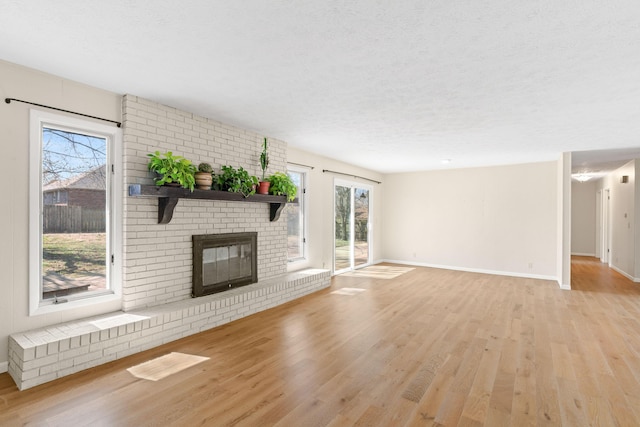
[5,98,122,128]
[288,161,314,169]
[322,169,381,184]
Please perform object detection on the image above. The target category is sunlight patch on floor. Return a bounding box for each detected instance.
[127,352,209,381]
[331,288,367,296]
[340,265,415,279]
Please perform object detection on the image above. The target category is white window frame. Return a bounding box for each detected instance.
[333,178,373,274]
[287,165,308,263]
[29,110,122,316]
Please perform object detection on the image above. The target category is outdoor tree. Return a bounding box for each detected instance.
[42,128,106,186]
[354,189,369,241]
[335,186,351,242]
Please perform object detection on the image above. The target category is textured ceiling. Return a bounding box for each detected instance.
[1,1,639,173]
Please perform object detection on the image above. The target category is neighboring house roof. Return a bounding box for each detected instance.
[43,165,106,192]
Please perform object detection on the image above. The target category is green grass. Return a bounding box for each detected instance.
[334,239,349,247]
[42,233,106,277]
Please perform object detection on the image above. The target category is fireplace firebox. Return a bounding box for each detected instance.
[192,232,257,297]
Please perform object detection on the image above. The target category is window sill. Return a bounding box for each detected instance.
[30,292,121,316]
[287,258,310,272]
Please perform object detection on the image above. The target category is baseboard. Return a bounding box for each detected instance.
[571,252,596,257]
[610,264,640,282]
[558,283,571,290]
[380,259,557,281]
[0,361,7,374]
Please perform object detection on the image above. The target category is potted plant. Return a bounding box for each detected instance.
[147,150,196,191]
[214,165,259,198]
[267,172,297,202]
[258,137,270,195]
[195,162,213,190]
[214,165,236,191]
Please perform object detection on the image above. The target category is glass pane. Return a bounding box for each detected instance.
[216,246,229,283]
[228,245,241,280]
[41,128,107,300]
[354,188,370,268]
[240,243,252,277]
[334,185,352,271]
[286,170,303,260]
[202,248,217,286]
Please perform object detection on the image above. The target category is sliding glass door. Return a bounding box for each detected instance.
[334,180,372,273]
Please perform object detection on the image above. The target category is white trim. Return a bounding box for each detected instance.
[333,178,374,274]
[610,264,640,282]
[286,165,308,263]
[29,293,122,316]
[595,189,602,259]
[601,188,611,264]
[571,252,596,257]
[379,259,557,281]
[558,283,571,290]
[29,109,122,316]
[29,111,42,316]
[0,361,8,374]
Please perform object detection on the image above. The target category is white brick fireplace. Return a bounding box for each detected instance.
[123,95,290,310]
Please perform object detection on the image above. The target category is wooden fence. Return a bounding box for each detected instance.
[43,206,105,233]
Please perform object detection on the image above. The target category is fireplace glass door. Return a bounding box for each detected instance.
[193,232,257,297]
[202,244,252,285]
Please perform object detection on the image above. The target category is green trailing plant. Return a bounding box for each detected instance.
[260,137,269,181]
[214,165,236,191]
[214,165,259,198]
[147,150,196,191]
[267,172,297,202]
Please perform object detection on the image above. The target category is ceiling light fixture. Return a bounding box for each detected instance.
[573,174,591,182]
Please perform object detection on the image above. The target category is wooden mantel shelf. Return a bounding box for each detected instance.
[128,184,289,224]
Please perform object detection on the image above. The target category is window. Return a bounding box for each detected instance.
[334,179,372,273]
[29,110,121,315]
[285,167,307,262]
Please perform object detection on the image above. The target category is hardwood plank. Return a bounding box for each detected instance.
[555,377,588,426]
[1,257,640,426]
[458,344,501,424]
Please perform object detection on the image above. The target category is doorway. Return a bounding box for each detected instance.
[334,180,372,274]
[600,188,610,264]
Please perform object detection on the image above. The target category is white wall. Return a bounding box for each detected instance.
[381,162,558,279]
[0,60,122,371]
[287,147,384,272]
[598,160,637,279]
[571,180,597,256]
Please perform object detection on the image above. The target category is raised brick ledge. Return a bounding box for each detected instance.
[8,268,330,390]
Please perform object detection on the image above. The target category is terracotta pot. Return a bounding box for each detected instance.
[195,172,213,190]
[258,181,270,195]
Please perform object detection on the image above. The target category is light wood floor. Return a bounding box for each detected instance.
[2,258,640,426]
